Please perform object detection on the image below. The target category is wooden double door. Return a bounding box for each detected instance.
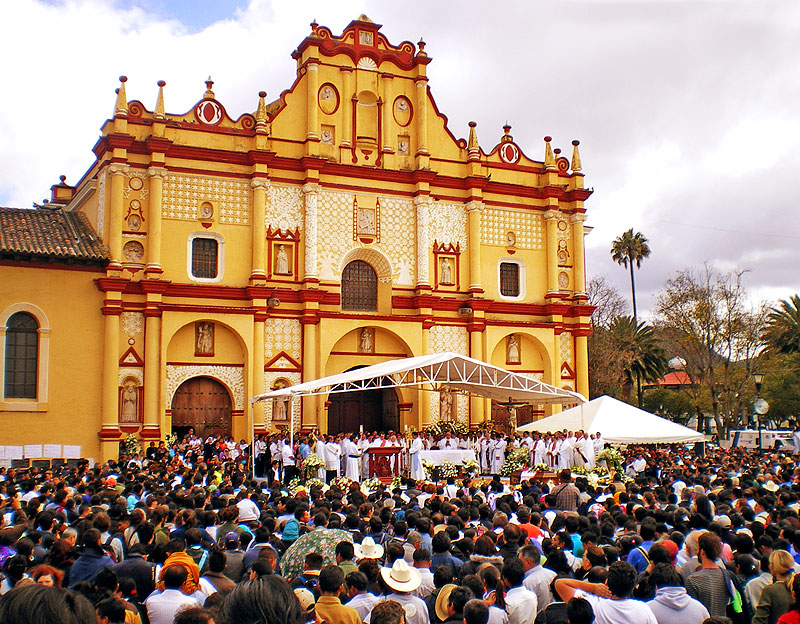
[171,376,232,439]
[327,387,399,435]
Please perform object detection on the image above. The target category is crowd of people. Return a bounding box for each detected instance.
[0,429,798,624]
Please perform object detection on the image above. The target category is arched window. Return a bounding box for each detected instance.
[4,312,38,399]
[341,260,378,311]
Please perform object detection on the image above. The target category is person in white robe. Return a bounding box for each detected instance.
[582,432,596,468]
[573,433,588,468]
[490,435,507,474]
[387,434,402,472]
[533,435,547,466]
[438,432,458,450]
[558,435,574,470]
[358,434,371,480]
[546,436,559,470]
[341,434,361,481]
[409,432,425,481]
[324,437,341,480]
[479,434,490,473]
[593,433,605,460]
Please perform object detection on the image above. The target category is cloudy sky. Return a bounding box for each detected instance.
[2,0,799,316]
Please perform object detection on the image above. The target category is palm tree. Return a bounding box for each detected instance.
[610,229,651,325]
[610,315,668,407]
[764,294,800,354]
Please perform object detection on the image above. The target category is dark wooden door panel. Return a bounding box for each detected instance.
[171,377,232,438]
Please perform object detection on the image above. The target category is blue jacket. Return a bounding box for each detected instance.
[68,545,114,588]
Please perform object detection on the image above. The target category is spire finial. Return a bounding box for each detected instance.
[467,121,480,160]
[114,75,128,118]
[310,19,319,35]
[256,90,268,133]
[154,80,166,120]
[417,37,427,56]
[204,76,215,99]
[544,136,556,171]
[571,140,583,173]
[500,122,513,143]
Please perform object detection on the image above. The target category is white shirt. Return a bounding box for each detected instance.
[367,593,429,624]
[145,588,201,624]
[414,567,435,598]
[523,566,557,612]
[505,585,538,624]
[347,592,380,620]
[236,497,260,523]
[574,590,658,624]
[281,443,295,466]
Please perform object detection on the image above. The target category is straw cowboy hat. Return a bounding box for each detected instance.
[380,559,422,593]
[354,536,384,560]
[435,584,458,621]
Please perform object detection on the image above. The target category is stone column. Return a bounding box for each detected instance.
[251,178,269,280]
[306,61,320,146]
[142,312,161,439]
[302,183,320,282]
[414,77,429,156]
[575,334,589,399]
[414,196,430,288]
[340,67,353,149]
[107,164,128,264]
[570,213,587,297]
[252,319,266,433]
[102,311,121,430]
[544,210,560,297]
[466,201,484,292]
[146,167,166,273]
[381,73,393,152]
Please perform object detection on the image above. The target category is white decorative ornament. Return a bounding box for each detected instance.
[166,365,245,410]
[357,57,378,71]
[162,173,249,224]
[481,207,542,249]
[266,184,303,231]
[121,312,144,336]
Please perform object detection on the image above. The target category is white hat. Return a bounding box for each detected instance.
[354,536,384,560]
[380,559,422,593]
[763,480,779,493]
[293,588,315,613]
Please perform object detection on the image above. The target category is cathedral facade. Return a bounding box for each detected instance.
[0,17,593,461]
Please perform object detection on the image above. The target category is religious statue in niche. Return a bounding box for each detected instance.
[275,244,291,275]
[123,241,144,263]
[199,202,214,220]
[120,379,139,422]
[320,86,335,101]
[359,327,374,353]
[195,322,214,356]
[507,334,521,364]
[272,380,289,421]
[440,257,453,285]
[398,138,409,155]
[558,272,570,290]
[439,390,454,421]
[357,207,376,236]
[320,128,334,145]
[127,215,141,232]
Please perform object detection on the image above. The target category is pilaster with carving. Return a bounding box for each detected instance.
[303,183,320,281]
[570,213,588,297]
[251,177,270,279]
[466,201,484,292]
[543,210,560,296]
[414,196,430,287]
[147,167,167,272]
[107,163,129,264]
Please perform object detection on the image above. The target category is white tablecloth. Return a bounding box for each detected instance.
[418,450,476,465]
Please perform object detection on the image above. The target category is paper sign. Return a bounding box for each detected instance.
[63,445,82,459]
[43,444,62,458]
[24,444,43,458]
[5,446,23,459]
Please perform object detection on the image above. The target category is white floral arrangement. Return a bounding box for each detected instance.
[439,461,459,480]
[305,478,326,490]
[391,475,402,489]
[463,459,480,475]
[597,448,624,473]
[163,433,177,448]
[124,433,142,456]
[301,454,325,477]
[533,463,550,472]
[362,477,382,493]
[500,447,530,476]
[330,476,355,492]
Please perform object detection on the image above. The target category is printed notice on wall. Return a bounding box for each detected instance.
[43,445,62,458]
[5,446,23,459]
[24,444,43,458]
[63,445,82,459]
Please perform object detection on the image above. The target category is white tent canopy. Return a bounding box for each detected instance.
[251,352,585,405]
[516,395,706,444]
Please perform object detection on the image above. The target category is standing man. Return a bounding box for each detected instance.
[253,434,268,478]
[325,435,342,482]
[490,434,507,475]
[409,431,425,481]
[342,434,361,482]
[282,438,297,484]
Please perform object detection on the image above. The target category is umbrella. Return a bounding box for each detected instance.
[279,527,353,580]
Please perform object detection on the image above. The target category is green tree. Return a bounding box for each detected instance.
[642,387,695,425]
[609,316,668,405]
[610,229,651,324]
[764,294,800,355]
[655,265,768,436]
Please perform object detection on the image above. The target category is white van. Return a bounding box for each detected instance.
[727,429,794,450]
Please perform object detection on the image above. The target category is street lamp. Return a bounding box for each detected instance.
[753,372,769,452]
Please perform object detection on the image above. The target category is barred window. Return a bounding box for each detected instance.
[341,260,378,311]
[499,262,520,297]
[4,312,38,399]
[191,238,218,279]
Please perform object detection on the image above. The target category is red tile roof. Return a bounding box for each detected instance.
[0,206,108,265]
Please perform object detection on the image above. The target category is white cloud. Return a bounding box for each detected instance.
[1,0,799,312]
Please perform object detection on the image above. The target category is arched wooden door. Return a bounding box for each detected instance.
[171,376,232,439]
[327,387,399,435]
